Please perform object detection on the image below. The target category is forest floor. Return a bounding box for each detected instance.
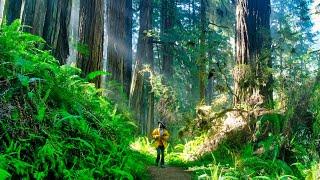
[147,166,193,180]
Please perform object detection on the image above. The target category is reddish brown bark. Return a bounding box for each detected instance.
[234,0,272,107]
[77,0,104,88]
[107,0,132,96]
[129,0,153,134]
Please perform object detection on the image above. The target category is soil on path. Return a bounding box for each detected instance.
[147,166,192,180]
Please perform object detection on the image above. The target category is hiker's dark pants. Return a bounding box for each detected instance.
[156,145,165,165]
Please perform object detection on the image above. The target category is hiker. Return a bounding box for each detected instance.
[152,121,170,168]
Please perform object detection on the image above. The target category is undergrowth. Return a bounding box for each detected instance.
[0,21,148,179]
[2,20,317,179]
[131,109,320,179]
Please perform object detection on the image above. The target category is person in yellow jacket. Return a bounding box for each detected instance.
[151,121,170,167]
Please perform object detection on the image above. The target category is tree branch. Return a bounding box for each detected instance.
[209,22,230,29]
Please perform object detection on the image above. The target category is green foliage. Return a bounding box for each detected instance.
[86,71,110,81]
[167,109,318,179]
[180,143,294,179]
[311,81,320,137]
[130,137,157,158]
[0,21,146,179]
[75,43,90,57]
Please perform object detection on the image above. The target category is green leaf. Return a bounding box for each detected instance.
[86,71,110,81]
[76,43,90,57]
[0,168,11,180]
[36,103,46,121]
[18,74,30,87]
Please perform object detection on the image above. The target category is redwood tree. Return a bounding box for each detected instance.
[19,0,71,65]
[77,0,104,88]
[234,0,272,107]
[198,0,206,103]
[129,0,153,134]
[43,0,72,64]
[4,0,22,24]
[21,0,47,35]
[107,0,132,96]
[161,0,175,77]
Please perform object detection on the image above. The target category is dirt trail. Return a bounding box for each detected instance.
[148,166,192,180]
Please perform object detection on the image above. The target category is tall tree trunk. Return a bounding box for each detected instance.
[4,0,22,24]
[19,0,71,64]
[129,0,153,134]
[161,0,175,77]
[77,0,104,88]
[43,0,71,65]
[234,0,272,107]
[107,0,132,96]
[125,0,133,96]
[199,0,206,103]
[22,0,48,36]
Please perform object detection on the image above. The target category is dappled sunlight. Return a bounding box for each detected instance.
[130,137,157,157]
[0,0,320,179]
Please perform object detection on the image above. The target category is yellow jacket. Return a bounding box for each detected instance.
[151,128,170,148]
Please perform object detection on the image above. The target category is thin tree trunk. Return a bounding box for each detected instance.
[199,0,206,103]
[125,0,133,96]
[147,83,154,135]
[77,0,104,88]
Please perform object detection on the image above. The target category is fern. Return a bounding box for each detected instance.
[0,21,146,179]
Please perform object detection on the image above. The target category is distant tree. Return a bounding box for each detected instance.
[107,0,132,96]
[234,0,272,107]
[161,0,175,77]
[198,0,206,103]
[77,0,104,87]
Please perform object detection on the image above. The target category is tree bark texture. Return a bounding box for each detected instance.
[199,0,206,103]
[22,0,48,36]
[107,0,132,96]
[18,0,71,64]
[161,0,175,77]
[4,0,22,24]
[129,0,153,135]
[234,0,272,107]
[43,0,71,65]
[77,0,104,88]
[147,81,155,135]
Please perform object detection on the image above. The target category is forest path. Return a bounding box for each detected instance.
[147,166,192,180]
